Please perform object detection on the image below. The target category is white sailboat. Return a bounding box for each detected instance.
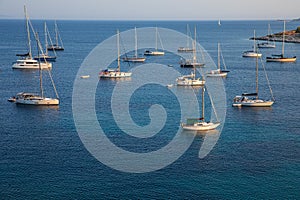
[207,43,229,77]
[181,87,220,131]
[144,27,165,56]
[257,23,276,48]
[179,26,205,68]
[266,20,296,62]
[47,20,64,51]
[122,27,146,62]
[34,22,57,62]
[99,30,132,78]
[178,24,195,53]
[243,30,262,58]
[11,32,59,105]
[177,27,205,86]
[233,55,274,107]
[12,6,52,70]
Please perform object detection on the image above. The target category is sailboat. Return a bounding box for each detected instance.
[47,21,64,51]
[122,27,146,62]
[207,43,229,77]
[178,24,195,53]
[12,6,52,70]
[10,32,59,105]
[243,30,262,58]
[144,27,165,56]
[179,26,205,68]
[257,23,276,48]
[34,22,56,62]
[99,30,132,78]
[266,20,296,62]
[181,86,220,131]
[233,55,274,107]
[177,27,205,86]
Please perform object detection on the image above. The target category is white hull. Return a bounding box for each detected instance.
[257,43,275,48]
[176,77,205,86]
[207,70,227,77]
[14,93,59,105]
[177,47,194,52]
[242,51,262,58]
[16,98,59,105]
[233,96,274,107]
[12,59,52,70]
[181,121,220,131]
[122,57,145,62]
[99,71,132,78]
[144,51,165,56]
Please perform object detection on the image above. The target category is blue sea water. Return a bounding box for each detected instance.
[0,19,299,199]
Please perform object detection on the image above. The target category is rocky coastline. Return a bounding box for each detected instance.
[251,29,300,43]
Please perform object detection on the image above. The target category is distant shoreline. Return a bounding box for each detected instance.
[251,28,300,43]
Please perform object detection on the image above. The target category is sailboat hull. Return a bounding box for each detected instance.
[266,56,296,62]
[12,59,52,70]
[181,122,220,131]
[241,100,274,107]
[15,93,59,105]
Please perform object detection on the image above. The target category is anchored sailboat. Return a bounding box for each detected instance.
[181,86,220,131]
[10,32,59,105]
[122,27,146,62]
[179,26,205,68]
[177,27,205,86]
[178,24,195,53]
[257,23,276,48]
[233,55,274,107]
[144,27,165,56]
[99,30,132,78]
[207,43,229,77]
[266,20,296,62]
[12,6,52,70]
[243,30,262,58]
[34,22,56,62]
[47,21,64,51]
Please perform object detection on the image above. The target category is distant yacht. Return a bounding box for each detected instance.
[266,21,296,62]
[99,30,132,78]
[242,30,262,58]
[233,54,274,107]
[144,27,165,56]
[34,22,56,62]
[178,24,195,53]
[257,24,276,48]
[181,86,220,131]
[47,21,64,51]
[207,43,229,77]
[12,6,52,70]
[10,32,59,105]
[122,27,146,62]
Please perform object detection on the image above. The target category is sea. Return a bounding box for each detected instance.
[0,20,299,199]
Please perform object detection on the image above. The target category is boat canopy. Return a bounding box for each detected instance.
[16,52,30,57]
[242,93,258,96]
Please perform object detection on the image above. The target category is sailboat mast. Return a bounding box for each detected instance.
[193,26,197,63]
[255,53,259,100]
[282,20,286,57]
[202,86,205,120]
[44,22,48,55]
[117,30,120,71]
[55,20,58,46]
[135,27,137,58]
[217,43,221,70]
[35,32,44,98]
[253,30,257,53]
[24,6,32,58]
[155,27,158,51]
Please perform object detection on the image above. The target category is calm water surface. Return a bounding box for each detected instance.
[0,20,299,199]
